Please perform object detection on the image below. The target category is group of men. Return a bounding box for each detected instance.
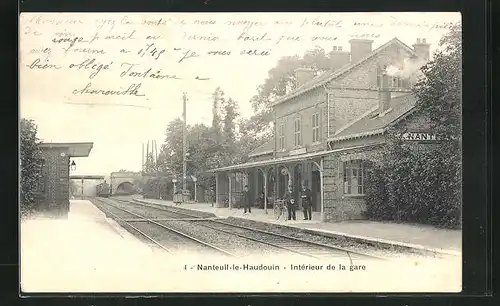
[241,182,313,221]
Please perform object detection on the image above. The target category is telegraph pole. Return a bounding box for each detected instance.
[142,143,145,173]
[182,92,188,192]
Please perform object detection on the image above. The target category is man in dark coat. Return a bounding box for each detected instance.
[242,185,251,214]
[283,185,296,221]
[210,187,215,207]
[300,183,313,220]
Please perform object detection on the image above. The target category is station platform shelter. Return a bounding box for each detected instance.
[33,142,93,218]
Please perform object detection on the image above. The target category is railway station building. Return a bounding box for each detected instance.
[33,142,94,217]
[209,37,436,222]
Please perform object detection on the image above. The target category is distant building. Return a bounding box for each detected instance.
[210,37,436,222]
[34,142,93,217]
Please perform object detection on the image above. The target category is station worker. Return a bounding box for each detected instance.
[300,182,313,220]
[283,185,297,221]
[242,185,251,214]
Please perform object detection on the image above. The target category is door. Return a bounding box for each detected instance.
[311,170,321,212]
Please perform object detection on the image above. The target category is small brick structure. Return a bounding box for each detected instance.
[34,142,93,218]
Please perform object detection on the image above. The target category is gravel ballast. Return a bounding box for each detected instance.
[92,200,224,255]
[95,199,288,257]
[221,217,436,259]
[102,198,441,259]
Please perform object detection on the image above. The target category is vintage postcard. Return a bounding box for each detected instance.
[20,12,462,293]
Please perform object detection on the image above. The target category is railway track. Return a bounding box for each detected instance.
[109,197,385,263]
[92,198,239,258]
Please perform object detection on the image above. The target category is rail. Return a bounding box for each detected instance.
[111,198,385,263]
[91,198,174,254]
[93,198,239,258]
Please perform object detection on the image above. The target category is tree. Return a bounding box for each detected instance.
[143,153,158,174]
[155,87,247,193]
[412,23,462,227]
[20,118,43,216]
[160,118,185,177]
[211,87,224,134]
[222,97,239,142]
[413,23,461,140]
[233,117,272,164]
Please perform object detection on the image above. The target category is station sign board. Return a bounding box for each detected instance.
[401,132,439,141]
[400,132,455,142]
[289,147,307,156]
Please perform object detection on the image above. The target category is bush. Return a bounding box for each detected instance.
[364,142,461,229]
[143,177,173,199]
[20,118,43,217]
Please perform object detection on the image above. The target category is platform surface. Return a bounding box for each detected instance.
[20,200,168,292]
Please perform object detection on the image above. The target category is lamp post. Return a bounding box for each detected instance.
[191,175,197,203]
[172,178,177,196]
[182,93,188,192]
[70,161,84,199]
[69,160,76,199]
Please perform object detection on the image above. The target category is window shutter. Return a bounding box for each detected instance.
[376,66,381,87]
[402,78,409,89]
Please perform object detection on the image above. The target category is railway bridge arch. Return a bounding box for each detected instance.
[110,171,145,195]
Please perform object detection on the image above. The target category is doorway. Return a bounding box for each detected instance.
[311,170,321,212]
[293,164,303,207]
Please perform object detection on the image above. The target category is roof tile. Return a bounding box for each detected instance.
[330,93,417,141]
[248,139,274,157]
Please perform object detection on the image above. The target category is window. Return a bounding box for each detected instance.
[278,124,285,150]
[394,76,411,89]
[294,118,301,147]
[376,66,382,87]
[232,172,245,193]
[312,113,320,142]
[343,160,366,195]
[391,76,407,88]
[401,78,410,88]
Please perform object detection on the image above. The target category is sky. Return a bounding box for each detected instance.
[20,12,461,176]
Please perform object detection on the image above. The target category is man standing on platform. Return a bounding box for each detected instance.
[301,182,312,220]
[242,185,251,214]
[283,185,296,221]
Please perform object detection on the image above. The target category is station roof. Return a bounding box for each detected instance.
[209,143,380,173]
[39,142,94,157]
[329,94,417,142]
[70,175,105,180]
[248,140,274,158]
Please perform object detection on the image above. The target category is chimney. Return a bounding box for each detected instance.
[329,45,351,71]
[294,67,316,88]
[378,72,391,115]
[349,39,373,63]
[412,37,431,61]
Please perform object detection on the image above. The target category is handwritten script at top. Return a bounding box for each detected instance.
[22,14,457,99]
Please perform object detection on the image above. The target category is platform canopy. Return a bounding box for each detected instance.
[207,144,377,173]
[70,175,105,180]
[39,142,94,157]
